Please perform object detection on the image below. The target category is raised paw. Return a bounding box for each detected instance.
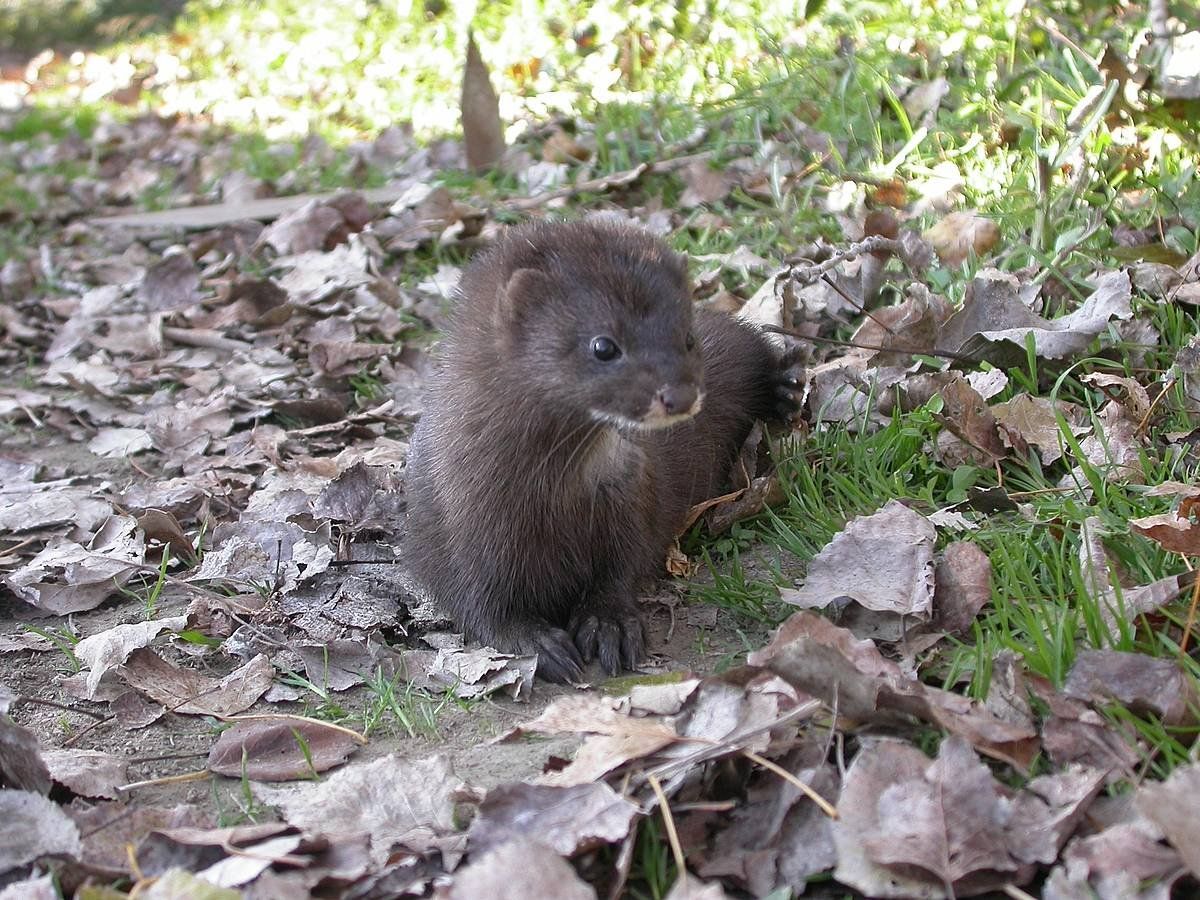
[514,623,585,683]
[570,609,645,676]
[772,341,807,424]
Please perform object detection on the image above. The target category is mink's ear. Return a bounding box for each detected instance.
[494,266,552,327]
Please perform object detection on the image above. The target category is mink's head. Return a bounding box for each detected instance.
[454,218,704,430]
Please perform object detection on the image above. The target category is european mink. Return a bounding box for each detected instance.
[404,218,798,682]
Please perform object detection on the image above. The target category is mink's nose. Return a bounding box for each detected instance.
[654,384,699,416]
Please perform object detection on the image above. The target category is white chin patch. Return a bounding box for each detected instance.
[591,399,703,432]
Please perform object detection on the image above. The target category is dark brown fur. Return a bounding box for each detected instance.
[403,219,795,681]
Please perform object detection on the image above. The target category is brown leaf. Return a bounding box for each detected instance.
[679,159,735,208]
[207,717,362,781]
[1135,762,1200,878]
[461,32,505,170]
[469,781,639,858]
[4,515,146,616]
[1029,674,1142,777]
[446,837,596,900]
[938,269,1132,365]
[861,737,1029,892]
[74,616,189,700]
[779,500,936,630]
[542,128,590,163]
[0,790,82,873]
[1064,649,1199,726]
[138,248,200,311]
[0,717,51,794]
[924,211,1000,266]
[1043,815,1182,899]
[992,393,1085,465]
[763,618,1038,768]
[118,650,273,716]
[933,541,991,633]
[1130,510,1200,555]
[256,754,466,867]
[260,200,345,255]
[42,749,128,799]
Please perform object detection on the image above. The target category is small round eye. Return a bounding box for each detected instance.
[591,336,622,362]
[685,332,697,352]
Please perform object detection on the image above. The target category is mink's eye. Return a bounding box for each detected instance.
[590,336,622,362]
[685,332,697,352]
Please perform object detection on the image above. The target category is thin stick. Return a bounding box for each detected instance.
[1178,564,1200,656]
[762,325,975,364]
[742,750,838,819]
[647,774,687,874]
[10,696,107,720]
[117,770,210,792]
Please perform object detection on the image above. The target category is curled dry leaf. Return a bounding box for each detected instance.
[761,614,1038,768]
[208,717,363,781]
[1130,510,1200,555]
[939,268,1132,365]
[74,615,188,700]
[4,515,146,615]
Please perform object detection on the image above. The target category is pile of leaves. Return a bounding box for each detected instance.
[3,4,1200,898]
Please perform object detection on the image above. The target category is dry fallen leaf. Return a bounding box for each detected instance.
[446,837,596,900]
[924,211,1000,266]
[118,650,274,716]
[1135,762,1200,878]
[780,500,936,639]
[468,781,639,858]
[41,749,129,800]
[0,717,51,794]
[256,754,466,867]
[461,32,505,170]
[1130,510,1200,555]
[1064,649,1198,726]
[207,717,363,780]
[73,616,189,700]
[0,789,82,874]
[4,515,146,615]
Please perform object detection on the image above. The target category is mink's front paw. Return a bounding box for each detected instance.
[513,623,585,683]
[772,341,807,424]
[570,609,645,676]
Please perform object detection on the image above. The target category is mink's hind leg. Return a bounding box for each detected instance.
[505,621,585,684]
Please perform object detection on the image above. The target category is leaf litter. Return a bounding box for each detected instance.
[2,24,1200,900]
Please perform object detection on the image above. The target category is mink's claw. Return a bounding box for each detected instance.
[571,610,645,676]
[772,341,807,424]
[517,624,585,683]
